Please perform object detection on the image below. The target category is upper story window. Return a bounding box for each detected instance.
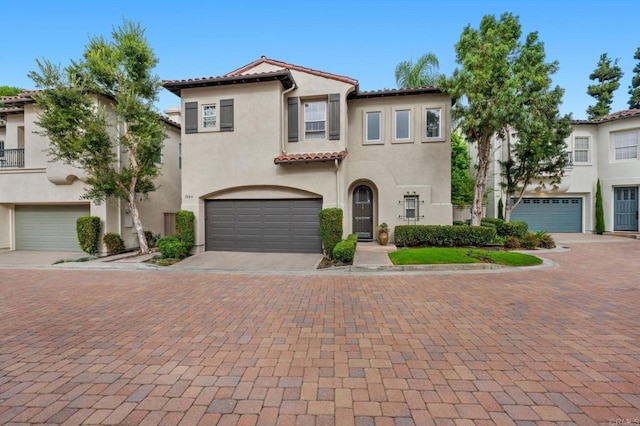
[574,136,590,163]
[395,110,411,141]
[613,130,638,160]
[304,101,326,140]
[202,104,217,129]
[366,111,381,142]
[425,108,441,139]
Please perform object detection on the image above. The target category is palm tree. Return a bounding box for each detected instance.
[395,53,441,88]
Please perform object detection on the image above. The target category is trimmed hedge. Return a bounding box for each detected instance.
[319,208,343,258]
[103,233,125,255]
[333,234,357,263]
[157,235,188,259]
[394,225,496,247]
[76,216,101,255]
[176,210,195,253]
[481,218,528,238]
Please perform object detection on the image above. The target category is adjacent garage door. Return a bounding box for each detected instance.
[511,197,582,233]
[205,199,322,253]
[15,205,90,251]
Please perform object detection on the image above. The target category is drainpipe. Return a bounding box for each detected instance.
[335,159,340,209]
[281,83,297,154]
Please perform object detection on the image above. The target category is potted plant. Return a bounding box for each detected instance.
[378,223,389,245]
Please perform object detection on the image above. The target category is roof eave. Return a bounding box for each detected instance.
[163,70,296,97]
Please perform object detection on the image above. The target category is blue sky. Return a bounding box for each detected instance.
[4,0,639,119]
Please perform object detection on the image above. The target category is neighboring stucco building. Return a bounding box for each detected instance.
[163,57,452,253]
[0,91,182,252]
[486,109,640,233]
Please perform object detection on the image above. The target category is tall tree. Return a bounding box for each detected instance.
[586,53,623,119]
[443,13,565,226]
[395,52,441,88]
[629,47,640,109]
[450,132,475,207]
[499,31,572,221]
[29,20,165,254]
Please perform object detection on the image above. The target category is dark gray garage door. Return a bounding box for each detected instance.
[15,204,90,251]
[205,199,322,253]
[511,197,582,233]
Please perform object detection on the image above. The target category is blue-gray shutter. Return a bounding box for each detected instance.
[288,97,299,142]
[185,102,198,134]
[220,99,234,131]
[328,93,340,140]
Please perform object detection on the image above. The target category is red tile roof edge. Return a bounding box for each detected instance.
[227,57,358,86]
[274,151,347,165]
[573,108,640,124]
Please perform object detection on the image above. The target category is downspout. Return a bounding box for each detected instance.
[281,83,297,154]
[335,159,340,209]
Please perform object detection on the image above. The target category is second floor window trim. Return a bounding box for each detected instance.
[614,130,639,161]
[574,136,590,163]
[304,101,327,140]
[425,108,441,139]
[366,111,381,142]
[395,109,411,141]
[203,104,217,129]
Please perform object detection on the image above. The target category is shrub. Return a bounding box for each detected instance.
[535,231,556,249]
[319,208,343,258]
[76,216,101,255]
[481,218,528,238]
[595,179,605,234]
[519,233,540,250]
[504,236,520,249]
[394,225,496,247]
[175,210,195,253]
[333,234,358,263]
[157,235,187,259]
[452,220,466,226]
[144,231,159,249]
[103,233,125,255]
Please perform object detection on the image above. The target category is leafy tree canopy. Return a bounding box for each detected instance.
[586,53,623,119]
[28,20,166,253]
[395,52,441,88]
[451,133,475,207]
[629,47,640,110]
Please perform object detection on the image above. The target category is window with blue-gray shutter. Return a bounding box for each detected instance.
[328,93,340,140]
[220,99,234,132]
[185,102,198,134]
[288,97,299,142]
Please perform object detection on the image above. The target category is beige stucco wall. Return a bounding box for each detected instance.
[179,74,355,251]
[0,102,182,252]
[346,94,452,241]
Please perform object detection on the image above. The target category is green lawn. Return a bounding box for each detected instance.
[389,247,542,267]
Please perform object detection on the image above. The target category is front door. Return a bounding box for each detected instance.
[614,187,639,231]
[353,185,373,240]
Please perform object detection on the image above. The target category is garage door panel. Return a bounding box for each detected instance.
[205,199,322,253]
[511,197,582,233]
[15,205,90,251]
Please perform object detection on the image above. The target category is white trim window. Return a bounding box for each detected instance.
[202,104,217,129]
[365,111,381,143]
[425,108,441,138]
[395,109,411,140]
[404,195,419,219]
[614,130,639,160]
[304,101,326,140]
[574,136,590,163]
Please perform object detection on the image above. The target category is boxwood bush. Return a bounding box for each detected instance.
[333,234,358,263]
[76,216,101,255]
[103,233,125,255]
[176,210,195,253]
[319,208,343,258]
[157,235,188,259]
[481,218,528,238]
[394,225,496,247]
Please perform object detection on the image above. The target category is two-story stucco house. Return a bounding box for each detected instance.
[163,57,452,253]
[0,91,182,252]
[486,109,640,234]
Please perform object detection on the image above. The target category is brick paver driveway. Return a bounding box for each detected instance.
[1,241,639,425]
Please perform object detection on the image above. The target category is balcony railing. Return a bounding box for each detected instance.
[0,149,25,168]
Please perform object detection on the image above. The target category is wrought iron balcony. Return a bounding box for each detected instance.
[0,149,25,168]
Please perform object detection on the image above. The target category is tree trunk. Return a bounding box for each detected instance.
[471,137,491,226]
[128,192,149,254]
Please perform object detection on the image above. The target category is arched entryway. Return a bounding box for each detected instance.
[353,185,374,240]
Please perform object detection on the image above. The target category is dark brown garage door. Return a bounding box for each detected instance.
[205,199,322,253]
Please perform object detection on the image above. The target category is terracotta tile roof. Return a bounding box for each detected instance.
[274,151,347,165]
[163,70,295,96]
[349,86,442,99]
[573,108,640,124]
[227,56,358,86]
